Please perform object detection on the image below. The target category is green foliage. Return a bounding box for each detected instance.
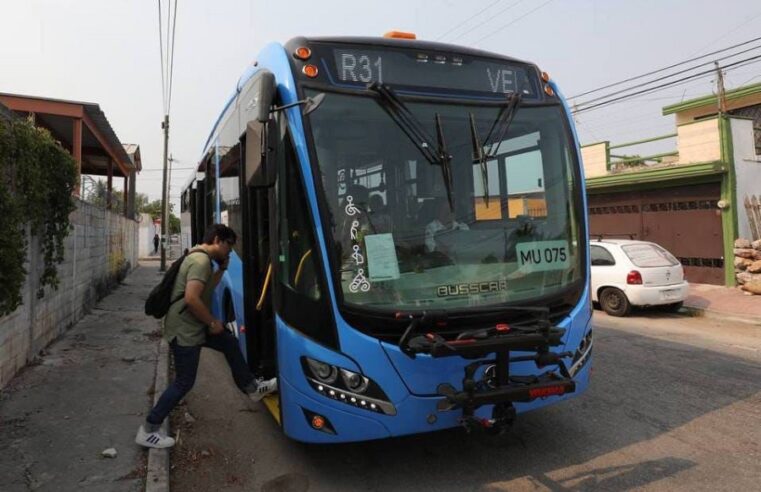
[0,118,77,315]
[140,198,180,234]
[168,214,180,234]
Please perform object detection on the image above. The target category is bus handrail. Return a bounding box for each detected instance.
[256,263,273,311]
[294,249,313,287]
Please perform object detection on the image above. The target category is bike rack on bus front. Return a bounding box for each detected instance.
[397,310,577,433]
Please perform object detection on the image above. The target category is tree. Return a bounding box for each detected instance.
[134,192,150,213]
[140,199,180,234]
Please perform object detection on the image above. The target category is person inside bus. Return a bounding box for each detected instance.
[135,224,277,449]
[424,198,469,253]
[368,193,393,234]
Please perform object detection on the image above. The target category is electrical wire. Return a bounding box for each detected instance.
[573,43,761,108]
[448,0,526,43]
[686,10,761,59]
[435,0,503,41]
[157,0,166,114]
[471,0,554,45]
[167,0,178,114]
[568,35,761,100]
[572,55,761,115]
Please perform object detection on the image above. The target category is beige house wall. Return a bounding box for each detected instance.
[676,118,721,164]
[675,92,761,125]
[581,142,608,178]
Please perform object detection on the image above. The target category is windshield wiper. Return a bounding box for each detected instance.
[368,82,454,210]
[483,91,522,158]
[469,92,523,206]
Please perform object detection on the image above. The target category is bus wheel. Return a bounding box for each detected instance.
[600,288,631,317]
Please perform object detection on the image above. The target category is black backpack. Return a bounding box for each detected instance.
[144,250,210,319]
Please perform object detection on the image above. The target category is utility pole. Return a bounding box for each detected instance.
[715,61,727,114]
[160,114,169,272]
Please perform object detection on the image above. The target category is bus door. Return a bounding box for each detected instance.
[240,118,278,378]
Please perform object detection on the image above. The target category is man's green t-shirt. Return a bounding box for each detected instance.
[163,250,215,346]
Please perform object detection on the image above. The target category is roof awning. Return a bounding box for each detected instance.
[0,93,134,178]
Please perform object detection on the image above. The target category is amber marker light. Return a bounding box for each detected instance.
[384,30,417,39]
[302,64,319,78]
[311,415,326,430]
[541,71,551,83]
[294,47,312,60]
[544,84,555,96]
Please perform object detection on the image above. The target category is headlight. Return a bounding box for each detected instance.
[340,368,369,393]
[301,357,396,415]
[306,358,338,384]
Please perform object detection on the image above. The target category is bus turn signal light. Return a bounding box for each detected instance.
[294,47,312,60]
[384,30,417,39]
[544,84,555,96]
[302,64,319,78]
[311,415,326,430]
[541,71,551,82]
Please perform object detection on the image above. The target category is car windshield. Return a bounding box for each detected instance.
[622,243,679,267]
[306,89,583,310]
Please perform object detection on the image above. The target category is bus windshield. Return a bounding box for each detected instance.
[306,89,583,311]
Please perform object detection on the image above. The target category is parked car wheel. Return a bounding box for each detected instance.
[600,287,631,317]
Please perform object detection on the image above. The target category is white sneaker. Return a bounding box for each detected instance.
[135,425,175,449]
[248,377,278,402]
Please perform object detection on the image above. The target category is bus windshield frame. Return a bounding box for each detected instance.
[292,46,587,320]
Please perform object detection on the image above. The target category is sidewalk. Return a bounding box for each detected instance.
[0,263,163,491]
[684,283,761,324]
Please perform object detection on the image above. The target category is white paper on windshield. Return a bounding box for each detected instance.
[515,240,570,272]
[364,233,400,281]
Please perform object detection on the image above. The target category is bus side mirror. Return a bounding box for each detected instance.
[244,119,277,188]
[254,71,276,123]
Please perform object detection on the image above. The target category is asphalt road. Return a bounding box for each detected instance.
[170,311,761,492]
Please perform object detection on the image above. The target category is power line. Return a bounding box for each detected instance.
[434,0,503,41]
[140,167,195,172]
[572,54,761,115]
[569,35,761,100]
[573,43,761,108]
[686,10,761,58]
[167,0,178,113]
[471,0,555,46]
[157,0,166,113]
[448,0,526,43]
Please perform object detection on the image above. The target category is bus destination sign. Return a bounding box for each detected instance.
[328,48,539,98]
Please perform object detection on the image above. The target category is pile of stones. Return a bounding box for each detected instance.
[734,238,761,294]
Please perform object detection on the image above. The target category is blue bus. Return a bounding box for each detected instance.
[180,32,593,443]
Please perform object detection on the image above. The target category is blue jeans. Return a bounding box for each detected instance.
[146,330,254,427]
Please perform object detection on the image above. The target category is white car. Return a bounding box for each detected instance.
[590,239,689,317]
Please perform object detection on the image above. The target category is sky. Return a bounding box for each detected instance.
[1,0,760,211]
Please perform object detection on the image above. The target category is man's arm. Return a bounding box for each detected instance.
[184,279,223,334]
[209,255,229,288]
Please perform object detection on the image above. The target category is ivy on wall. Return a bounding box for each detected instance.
[0,117,77,316]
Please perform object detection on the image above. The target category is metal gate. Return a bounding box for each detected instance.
[588,183,724,284]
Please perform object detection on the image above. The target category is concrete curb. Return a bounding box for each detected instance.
[145,338,170,492]
[682,306,761,326]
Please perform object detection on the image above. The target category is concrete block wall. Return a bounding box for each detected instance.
[0,200,139,389]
